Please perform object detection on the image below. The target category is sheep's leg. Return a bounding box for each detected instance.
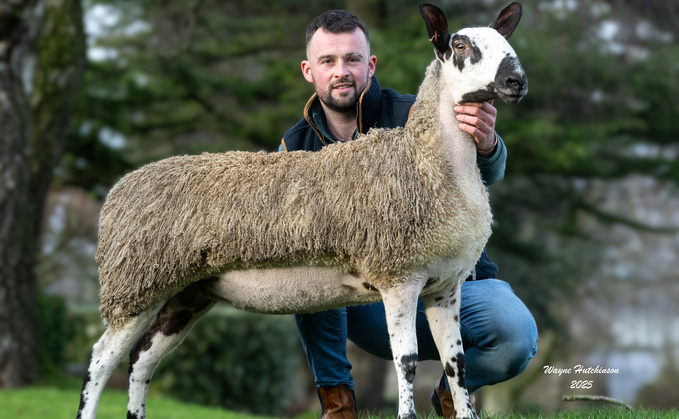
[77,302,165,419]
[127,283,216,419]
[421,280,477,419]
[380,280,424,419]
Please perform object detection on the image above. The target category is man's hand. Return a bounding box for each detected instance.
[453,101,498,157]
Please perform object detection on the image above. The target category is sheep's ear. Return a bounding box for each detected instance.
[419,4,451,59]
[490,2,522,39]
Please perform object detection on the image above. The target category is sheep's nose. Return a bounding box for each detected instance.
[505,70,527,92]
[496,55,527,95]
[506,76,524,91]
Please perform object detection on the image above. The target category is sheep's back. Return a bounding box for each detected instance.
[97,149,318,321]
[97,129,490,324]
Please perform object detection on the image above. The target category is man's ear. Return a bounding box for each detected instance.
[419,3,451,60]
[368,55,377,78]
[301,60,313,83]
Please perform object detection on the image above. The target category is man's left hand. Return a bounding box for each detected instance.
[453,101,498,156]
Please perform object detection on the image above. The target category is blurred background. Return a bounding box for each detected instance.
[1,0,678,416]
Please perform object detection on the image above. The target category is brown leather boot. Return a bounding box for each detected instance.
[431,376,478,418]
[431,375,456,418]
[317,384,358,419]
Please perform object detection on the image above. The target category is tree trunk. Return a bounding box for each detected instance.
[0,0,85,388]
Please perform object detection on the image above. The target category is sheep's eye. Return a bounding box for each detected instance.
[455,43,466,52]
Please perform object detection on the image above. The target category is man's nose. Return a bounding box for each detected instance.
[334,61,349,78]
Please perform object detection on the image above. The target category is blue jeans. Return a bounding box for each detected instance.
[295,279,538,393]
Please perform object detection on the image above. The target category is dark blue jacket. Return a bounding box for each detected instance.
[281,76,503,280]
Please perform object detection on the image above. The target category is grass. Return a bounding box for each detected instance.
[0,373,282,419]
[1,375,677,419]
[2,386,245,419]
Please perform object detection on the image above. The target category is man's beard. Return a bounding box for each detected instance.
[318,78,366,114]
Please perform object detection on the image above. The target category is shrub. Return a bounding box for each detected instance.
[37,294,71,371]
[153,306,302,416]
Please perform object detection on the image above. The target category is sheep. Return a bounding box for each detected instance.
[76,3,526,419]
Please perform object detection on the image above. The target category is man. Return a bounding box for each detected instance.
[280,9,538,418]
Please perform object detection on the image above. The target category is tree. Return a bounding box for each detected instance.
[0,0,85,387]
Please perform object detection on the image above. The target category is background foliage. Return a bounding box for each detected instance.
[153,308,301,416]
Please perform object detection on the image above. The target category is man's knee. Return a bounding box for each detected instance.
[505,332,538,378]
[495,313,538,379]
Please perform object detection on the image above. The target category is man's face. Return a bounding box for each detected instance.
[302,28,376,114]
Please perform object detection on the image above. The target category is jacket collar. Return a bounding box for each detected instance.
[303,76,381,145]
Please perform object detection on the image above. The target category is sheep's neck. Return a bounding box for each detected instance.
[439,97,478,182]
[409,60,479,184]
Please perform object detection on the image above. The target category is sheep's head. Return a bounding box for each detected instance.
[420,2,527,104]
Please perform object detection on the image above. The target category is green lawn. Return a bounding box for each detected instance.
[1,385,265,419]
[1,383,677,419]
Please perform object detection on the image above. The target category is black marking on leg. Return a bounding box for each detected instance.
[434,296,444,302]
[449,282,459,297]
[127,410,140,419]
[178,282,216,313]
[400,354,418,384]
[444,361,455,378]
[77,372,91,417]
[160,309,193,336]
[129,334,152,374]
[129,308,193,372]
[456,352,467,388]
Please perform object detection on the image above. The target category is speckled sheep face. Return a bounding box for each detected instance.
[420,2,527,105]
[448,27,527,104]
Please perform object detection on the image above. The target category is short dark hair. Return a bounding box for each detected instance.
[305,10,370,51]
